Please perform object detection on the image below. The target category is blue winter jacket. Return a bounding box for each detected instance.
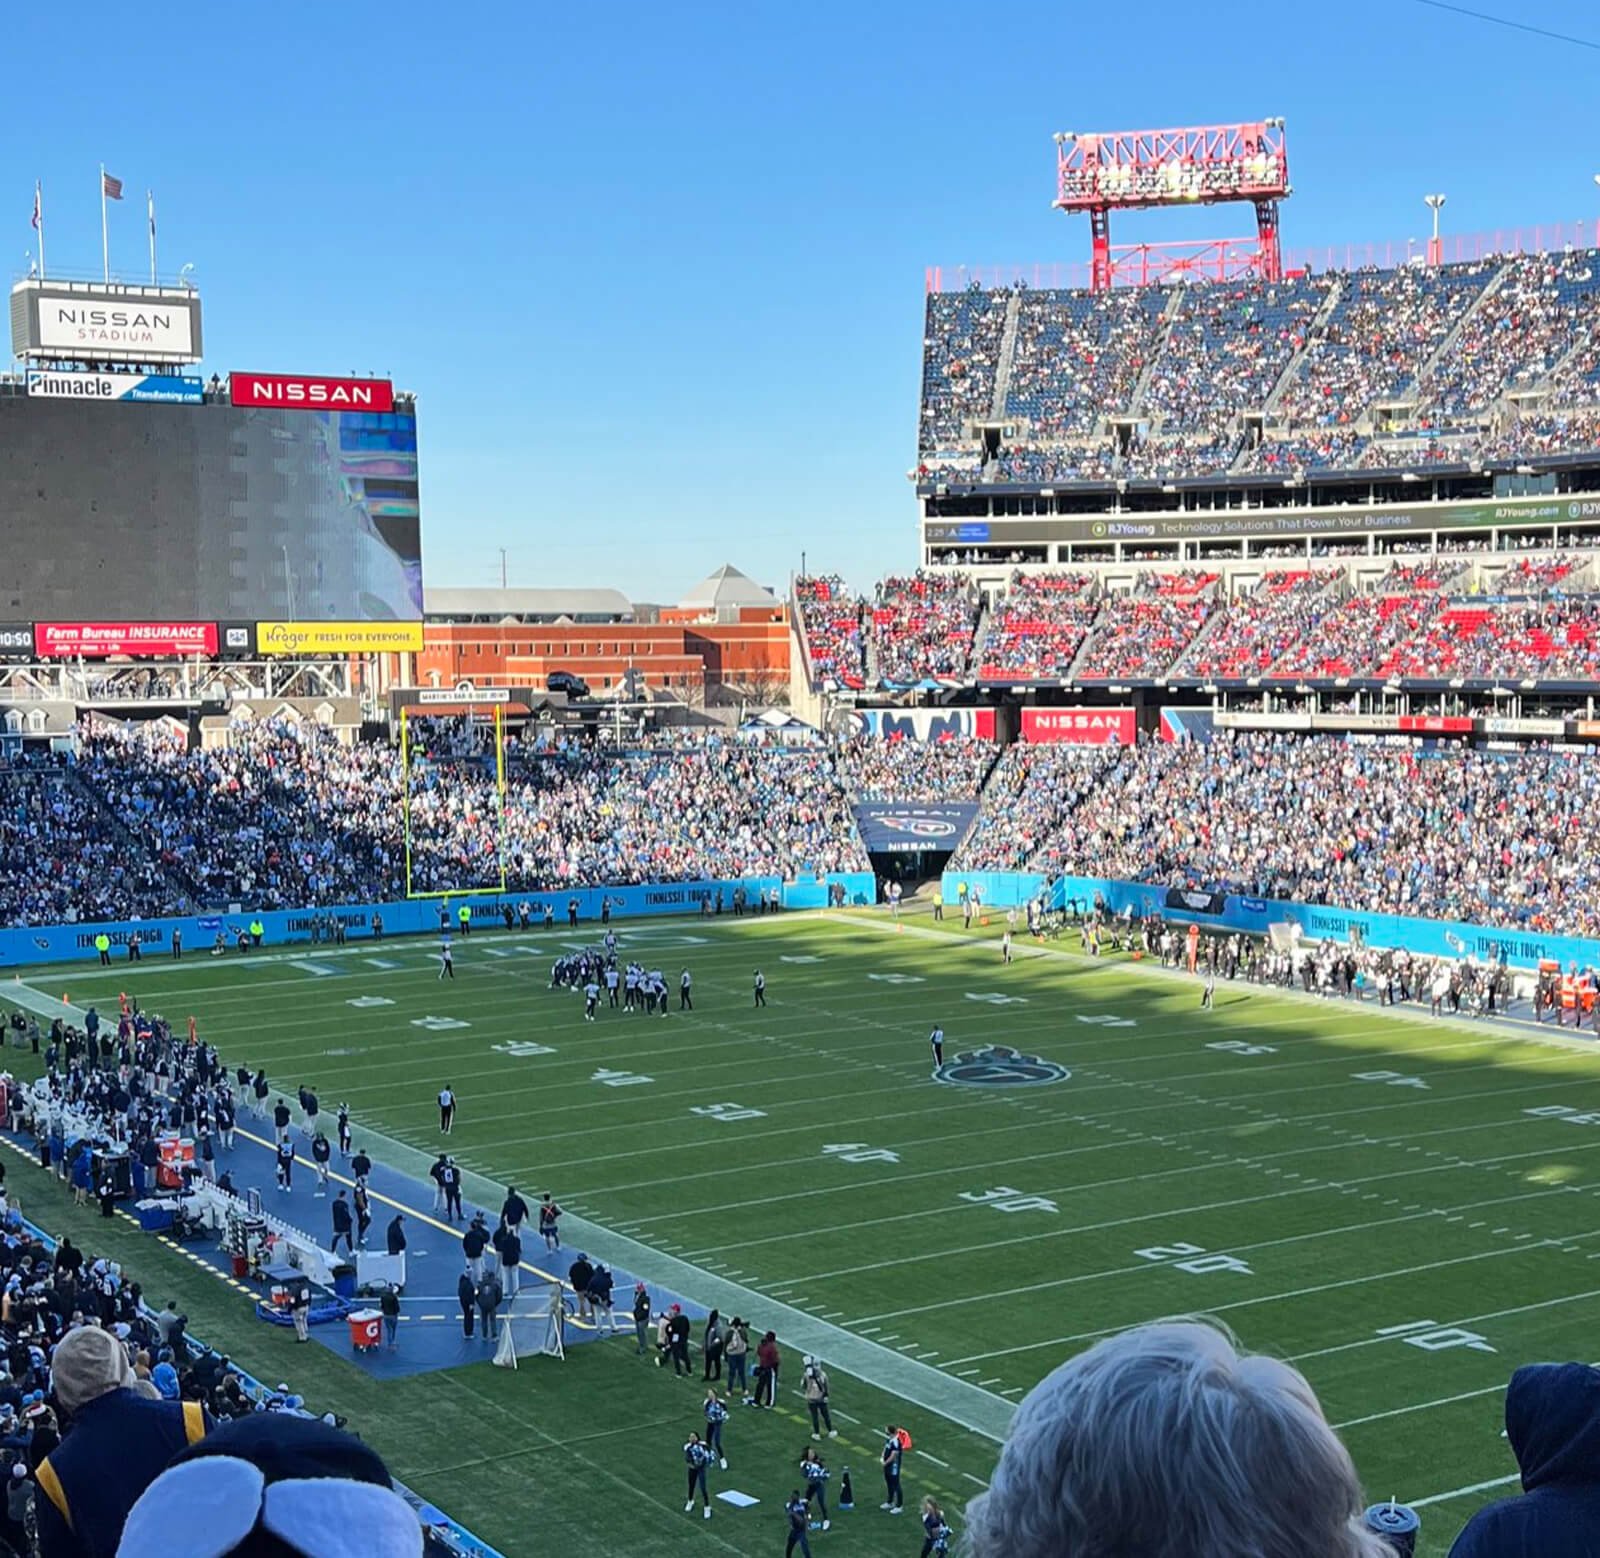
[1448,1362,1600,1558]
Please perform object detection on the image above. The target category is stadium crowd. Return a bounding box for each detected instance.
[870,572,980,685]
[834,736,998,802]
[919,249,1600,483]
[975,572,1100,680]
[0,720,871,923]
[953,730,1600,936]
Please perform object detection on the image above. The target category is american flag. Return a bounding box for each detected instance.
[102,172,124,200]
[30,183,39,231]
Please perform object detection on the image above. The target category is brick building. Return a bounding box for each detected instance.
[416,565,790,701]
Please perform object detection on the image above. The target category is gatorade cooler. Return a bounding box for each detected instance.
[156,1135,194,1190]
[348,1310,382,1352]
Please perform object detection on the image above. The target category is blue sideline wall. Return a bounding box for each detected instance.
[940,870,1599,972]
[0,873,877,971]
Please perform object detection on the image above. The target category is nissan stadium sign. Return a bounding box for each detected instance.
[11,281,202,364]
[25,370,204,404]
[230,372,395,412]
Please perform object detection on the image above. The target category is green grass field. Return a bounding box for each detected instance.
[14,906,1600,1556]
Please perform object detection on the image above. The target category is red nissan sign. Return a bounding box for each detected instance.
[34,623,219,658]
[1021,707,1136,745]
[229,372,395,412]
[1397,715,1472,734]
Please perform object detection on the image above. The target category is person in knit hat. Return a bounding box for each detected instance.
[35,1325,210,1558]
[117,1414,422,1558]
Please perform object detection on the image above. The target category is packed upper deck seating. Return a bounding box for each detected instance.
[1141,274,1331,432]
[795,574,868,690]
[869,571,980,685]
[1075,572,1220,680]
[1271,260,1496,428]
[920,287,1012,449]
[1419,253,1600,417]
[920,250,1600,482]
[976,572,1101,680]
[1005,287,1168,438]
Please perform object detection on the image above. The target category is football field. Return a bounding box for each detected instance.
[22,907,1600,1556]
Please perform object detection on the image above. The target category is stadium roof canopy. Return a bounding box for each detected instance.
[423,587,635,624]
[678,563,776,611]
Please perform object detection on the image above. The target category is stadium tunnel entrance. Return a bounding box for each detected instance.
[868,846,955,900]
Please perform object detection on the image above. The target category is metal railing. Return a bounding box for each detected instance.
[928,220,1600,293]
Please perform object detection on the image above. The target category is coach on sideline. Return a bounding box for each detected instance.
[963,1319,1392,1558]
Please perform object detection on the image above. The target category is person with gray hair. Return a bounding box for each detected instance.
[964,1320,1393,1558]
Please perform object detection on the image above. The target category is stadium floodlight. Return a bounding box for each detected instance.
[1053,120,1290,288]
[1424,194,1447,265]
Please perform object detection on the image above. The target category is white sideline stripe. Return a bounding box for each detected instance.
[1411,1474,1519,1509]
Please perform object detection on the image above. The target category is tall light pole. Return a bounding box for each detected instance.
[1424,193,1447,267]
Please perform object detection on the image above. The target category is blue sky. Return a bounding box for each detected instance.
[10,2,1600,603]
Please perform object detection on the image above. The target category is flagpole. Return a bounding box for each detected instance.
[34,182,44,280]
[100,164,109,284]
[148,190,156,285]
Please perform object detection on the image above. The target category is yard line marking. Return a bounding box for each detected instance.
[364,958,400,970]
[831,1182,1570,1299]
[1333,1377,1527,1430]
[721,1160,1576,1285]
[289,961,339,976]
[941,1237,1589,1367]
[1411,1474,1520,1509]
[919,1452,951,1469]
[1290,1286,1600,1363]
[961,1473,989,1489]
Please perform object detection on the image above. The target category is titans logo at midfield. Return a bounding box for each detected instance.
[934,1045,1070,1087]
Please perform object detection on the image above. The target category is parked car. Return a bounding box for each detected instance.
[547,670,591,698]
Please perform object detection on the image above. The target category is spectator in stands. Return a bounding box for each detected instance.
[1446,1361,1600,1558]
[835,736,996,803]
[964,1320,1389,1558]
[35,1323,210,1557]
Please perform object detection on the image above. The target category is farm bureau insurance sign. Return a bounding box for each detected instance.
[34,622,217,657]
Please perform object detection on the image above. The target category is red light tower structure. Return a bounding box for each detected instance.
[1054,120,1291,291]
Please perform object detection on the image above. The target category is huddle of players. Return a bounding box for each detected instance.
[552,949,679,1019]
